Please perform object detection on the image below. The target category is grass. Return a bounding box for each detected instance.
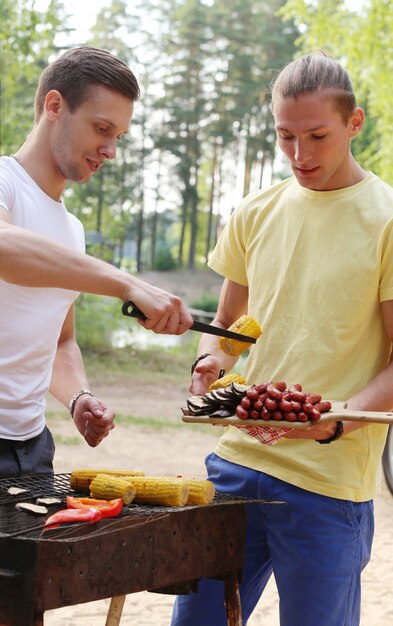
[46,409,209,435]
[82,337,199,386]
[114,413,209,433]
[54,435,82,446]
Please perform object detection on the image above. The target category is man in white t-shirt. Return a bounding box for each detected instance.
[0,47,192,478]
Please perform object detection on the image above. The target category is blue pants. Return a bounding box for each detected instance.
[171,453,374,626]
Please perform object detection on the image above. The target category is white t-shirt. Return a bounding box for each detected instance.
[0,156,85,440]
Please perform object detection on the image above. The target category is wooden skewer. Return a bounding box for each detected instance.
[105,595,126,626]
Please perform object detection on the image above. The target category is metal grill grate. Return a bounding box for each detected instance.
[0,472,72,505]
[0,474,282,540]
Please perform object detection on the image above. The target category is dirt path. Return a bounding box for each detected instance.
[44,383,393,626]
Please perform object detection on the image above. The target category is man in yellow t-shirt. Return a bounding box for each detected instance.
[171,55,393,626]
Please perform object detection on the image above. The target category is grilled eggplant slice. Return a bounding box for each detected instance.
[208,409,234,418]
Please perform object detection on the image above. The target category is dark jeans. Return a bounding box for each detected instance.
[0,427,55,478]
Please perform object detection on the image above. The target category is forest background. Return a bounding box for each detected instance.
[1,0,393,352]
[2,5,393,624]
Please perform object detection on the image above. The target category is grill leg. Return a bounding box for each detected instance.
[105,595,126,626]
[224,572,243,626]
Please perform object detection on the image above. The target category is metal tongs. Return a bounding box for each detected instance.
[122,301,257,344]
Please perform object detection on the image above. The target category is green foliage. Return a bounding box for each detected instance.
[1,0,66,154]
[280,0,393,184]
[75,294,125,354]
[189,294,218,312]
[81,332,198,383]
[152,243,177,270]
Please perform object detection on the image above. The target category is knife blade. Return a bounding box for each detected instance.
[121,301,257,344]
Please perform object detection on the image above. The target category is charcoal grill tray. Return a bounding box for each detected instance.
[0,473,252,626]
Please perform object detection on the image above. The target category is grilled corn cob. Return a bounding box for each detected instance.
[127,476,189,507]
[209,373,247,391]
[70,469,144,493]
[89,474,136,505]
[218,315,262,356]
[184,479,216,505]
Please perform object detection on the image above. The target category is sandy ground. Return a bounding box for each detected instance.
[42,383,393,626]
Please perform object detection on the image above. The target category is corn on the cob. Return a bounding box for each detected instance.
[218,315,262,357]
[70,469,144,493]
[184,479,215,505]
[126,476,189,507]
[89,474,136,505]
[209,373,247,391]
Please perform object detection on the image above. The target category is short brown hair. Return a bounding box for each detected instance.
[34,46,140,121]
[271,55,356,121]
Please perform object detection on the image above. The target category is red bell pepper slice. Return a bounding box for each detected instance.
[66,495,123,518]
[44,506,102,529]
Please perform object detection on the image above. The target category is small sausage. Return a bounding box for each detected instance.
[265,398,277,411]
[306,394,322,405]
[314,401,332,413]
[236,405,250,420]
[266,384,283,401]
[278,399,292,412]
[246,388,259,401]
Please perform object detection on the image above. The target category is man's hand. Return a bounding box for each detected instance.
[234,419,342,445]
[282,419,340,440]
[124,281,193,335]
[72,395,115,447]
[190,354,223,395]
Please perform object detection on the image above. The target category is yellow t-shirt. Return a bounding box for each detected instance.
[209,173,393,502]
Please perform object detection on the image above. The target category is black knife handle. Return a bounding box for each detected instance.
[122,301,147,321]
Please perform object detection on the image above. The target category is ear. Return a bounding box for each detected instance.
[348,107,364,138]
[44,90,65,121]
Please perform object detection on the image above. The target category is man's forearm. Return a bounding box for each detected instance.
[194,319,239,373]
[0,221,131,300]
[49,336,90,410]
[347,360,393,412]
[339,360,393,435]
[0,221,192,333]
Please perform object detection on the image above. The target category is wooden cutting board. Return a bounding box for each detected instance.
[182,403,393,429]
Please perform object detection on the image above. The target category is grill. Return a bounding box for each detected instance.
[0,473,256,626]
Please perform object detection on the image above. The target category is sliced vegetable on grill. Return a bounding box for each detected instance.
[66,495,123,517]
[44,507,102,529]
[15,502,48,515]
[8,487,28,495]
[36,497,62,506]
[89,474,136,505]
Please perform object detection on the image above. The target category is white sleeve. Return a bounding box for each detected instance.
[0,163,14,214]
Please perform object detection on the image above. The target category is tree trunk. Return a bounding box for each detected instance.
[149,155,163,268]
[242,117,253,198]
[178,201,187,267]
[205,139,218,263]
[136,112,146,273]
[188,181,198,270]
